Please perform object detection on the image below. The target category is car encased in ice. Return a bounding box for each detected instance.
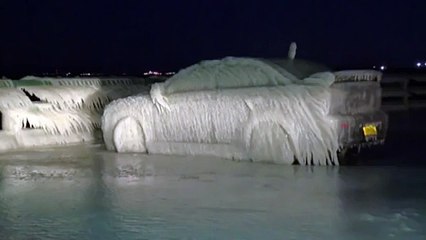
[102,56,388,165]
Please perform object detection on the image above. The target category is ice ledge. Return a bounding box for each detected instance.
[146,142,247,161]
[0,130,101,152]
[334,70,383,82]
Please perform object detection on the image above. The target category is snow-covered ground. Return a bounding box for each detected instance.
[0,124,425,240]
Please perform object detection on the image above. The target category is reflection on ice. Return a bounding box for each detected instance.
[0,145,425,239]
[101,153,156,185]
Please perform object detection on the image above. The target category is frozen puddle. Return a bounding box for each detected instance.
[0,144,425,240]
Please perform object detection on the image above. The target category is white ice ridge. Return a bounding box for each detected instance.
[5,108,100,135]
[334,70,383,82]
[20,76,137,87]
[0,77,148,151]
[103,57,340,165]
[0,89,32,108]
[21,86,111,110]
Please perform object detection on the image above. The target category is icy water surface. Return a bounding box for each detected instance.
[0,144,425,240]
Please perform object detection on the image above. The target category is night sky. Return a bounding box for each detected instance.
[1,0,425,76]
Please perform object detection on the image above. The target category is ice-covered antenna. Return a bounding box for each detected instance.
[288,42,297,60]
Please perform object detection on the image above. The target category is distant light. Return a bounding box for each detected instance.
[373,66,376,69]
[417,62,422,67]
[380,65,386,71]
[144,70,163,76]
[424,62,426,66]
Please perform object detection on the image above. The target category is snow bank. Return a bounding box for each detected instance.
[103,57,341,165]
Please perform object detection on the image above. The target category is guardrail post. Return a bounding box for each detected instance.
[403,78,409,108]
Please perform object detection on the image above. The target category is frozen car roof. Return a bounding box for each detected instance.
[162,57,300,94]
[160,54,380,95]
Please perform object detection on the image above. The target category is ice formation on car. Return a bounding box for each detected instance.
[0,77,146,151]
[102,57,343,165]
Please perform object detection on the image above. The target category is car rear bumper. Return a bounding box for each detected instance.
[332,110,388,149]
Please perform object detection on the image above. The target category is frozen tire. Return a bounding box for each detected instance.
[337,147,360,165]
[113,117,146,153]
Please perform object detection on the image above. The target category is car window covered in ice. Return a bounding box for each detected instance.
[162,57,298,94]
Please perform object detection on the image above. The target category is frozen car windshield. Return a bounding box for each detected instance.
[162,57,300,94]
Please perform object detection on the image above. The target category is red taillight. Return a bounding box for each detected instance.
[341,122,349,129]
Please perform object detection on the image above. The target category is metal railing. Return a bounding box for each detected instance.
[381,73,426,111]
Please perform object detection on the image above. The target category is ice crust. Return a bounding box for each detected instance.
[0,77,145,151]
[20,86,110,110]
[0,89,32,108]
[103,57,344,165]
[3,107,100,134]
[162,57,297,94]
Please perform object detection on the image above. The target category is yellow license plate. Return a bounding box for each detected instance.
[363,124,377,137]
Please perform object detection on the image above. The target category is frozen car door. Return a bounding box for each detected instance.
[153,90,217,143]
[210,88,253,144]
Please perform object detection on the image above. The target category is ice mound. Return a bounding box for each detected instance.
[0,77,146,151]
[103,57,340,165]
[20,86,110,110]
[0,88,32,108]
[4,107,100,134]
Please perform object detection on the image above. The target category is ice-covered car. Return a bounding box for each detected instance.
[0,77,147,151]
[102,49,388,165]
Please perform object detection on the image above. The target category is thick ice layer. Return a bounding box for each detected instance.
[0,89,32,108]
[21,85,149,110]
[103,84,340,165]
[21,86,111,110]
[334,70,383,82]
[101,57,345,165]
[20,76,139,87]
[3,108,100,134]
[0,78,148,151]
[0,130,97,152]
[163,57,298,94]
[330,81,382,115]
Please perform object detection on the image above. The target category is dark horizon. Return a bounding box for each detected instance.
[1,0,426,78]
